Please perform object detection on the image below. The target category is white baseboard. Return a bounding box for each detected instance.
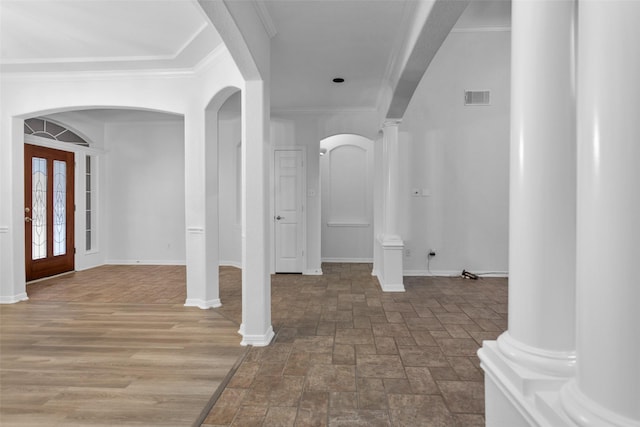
[304,268,323,275]
[0,293,29,304]
[106,259,186,266]
[240,326,275,347]
[184,298,221,309]
[220,260,242,269]
[321,258,373,263]
[379,282,406,292]
[404,269,508,278]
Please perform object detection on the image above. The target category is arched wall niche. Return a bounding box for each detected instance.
[320,133,374,262]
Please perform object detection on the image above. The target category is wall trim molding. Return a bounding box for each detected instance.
[0,293,29,304]
[106,260,186,266]
[184,298,221,309]
[404,269,508,278]
[322,258,373,263]
[240,326,275,347]
[451,26,511,33]
[220,260,242,269]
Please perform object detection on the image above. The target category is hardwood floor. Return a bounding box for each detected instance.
[0,266,246,427]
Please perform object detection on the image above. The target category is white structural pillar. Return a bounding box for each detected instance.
[560,1,640,425]
[479,0,578,425]
[376,119,404,292]
[184,108,221,309]
[240,80,274,346]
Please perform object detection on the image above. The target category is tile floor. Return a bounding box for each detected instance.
[203,263,508,426]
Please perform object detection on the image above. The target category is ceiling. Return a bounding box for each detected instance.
[0,0,222,73]
[1,0,510,120]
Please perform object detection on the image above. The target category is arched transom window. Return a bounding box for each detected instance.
[24,117,89,146]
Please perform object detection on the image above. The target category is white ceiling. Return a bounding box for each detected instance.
[0,0,222,73]
[1,0,510,122]
[266,0,411,112]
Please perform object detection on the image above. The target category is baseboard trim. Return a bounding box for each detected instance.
[404,269,508,278]
[220,260,242,269]
[321,258,373,263]
[184,298,222,309]
[240,326,275,347]
[379,282,406,292]
[106,260,186,266]
[0,293,29,304]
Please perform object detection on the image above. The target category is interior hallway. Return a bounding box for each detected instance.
[204,264,507,426]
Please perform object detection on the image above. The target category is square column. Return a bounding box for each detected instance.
[375,119,404,292]
[184,109,221,309]
[239,80,274,346]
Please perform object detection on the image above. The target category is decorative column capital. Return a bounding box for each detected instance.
[382,118,402,129]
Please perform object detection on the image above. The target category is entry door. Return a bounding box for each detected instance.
[274,150,304,273]
[24,144,75,281]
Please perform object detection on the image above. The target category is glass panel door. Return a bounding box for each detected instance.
[25,144,75,281]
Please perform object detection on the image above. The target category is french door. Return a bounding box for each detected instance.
[24,144,75,281]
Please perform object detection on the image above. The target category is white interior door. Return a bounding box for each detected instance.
[274,150,304,273]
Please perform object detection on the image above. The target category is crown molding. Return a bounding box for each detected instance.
[272,106,377,115]
[451,26,511,33]
[253,0,278,39]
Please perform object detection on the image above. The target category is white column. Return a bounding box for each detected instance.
[479,1,577,425]
[560,1,640,425]
[496,0,577,375]
[376,119,404,292]
[240,80,273,346]
[372,131,383,278]
[184,108,220,309]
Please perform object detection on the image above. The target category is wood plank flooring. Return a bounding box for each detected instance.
[0,266,246,427]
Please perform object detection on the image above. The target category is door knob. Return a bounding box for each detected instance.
[276,215,283,220]
[25,217,32,223]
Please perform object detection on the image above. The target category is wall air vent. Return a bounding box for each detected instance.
[464,90,491,106]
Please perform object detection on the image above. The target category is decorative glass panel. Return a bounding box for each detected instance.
[85,155,92,251]
[32,157,47,260]
[53,160,66,256]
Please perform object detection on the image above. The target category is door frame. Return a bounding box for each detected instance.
[24,143,75,281]
[23,135,103,281]
[271,146,306,274]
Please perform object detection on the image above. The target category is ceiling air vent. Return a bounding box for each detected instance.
[464,90,490,106]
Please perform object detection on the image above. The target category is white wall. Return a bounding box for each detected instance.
[104,121,186,264]
[320,134,374,262]
[271,110,379,274]
[399,29,510,276]
[218,93,242,267]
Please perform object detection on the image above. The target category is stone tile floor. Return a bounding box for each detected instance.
[203,263,508,426]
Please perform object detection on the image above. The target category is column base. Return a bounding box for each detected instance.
[498,332,576,377]
[375,235,405,292]
[0,293,28,304]
[240,325,275,347]
[184,298,222,309]
[560,380,639,427]
[479,340,575,426]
